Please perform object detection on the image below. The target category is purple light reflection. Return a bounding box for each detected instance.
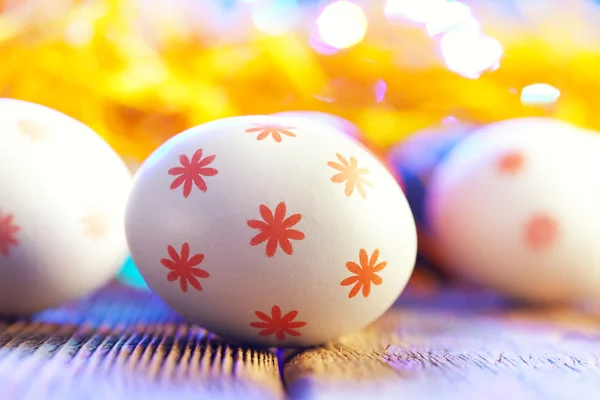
[374,79,388,103]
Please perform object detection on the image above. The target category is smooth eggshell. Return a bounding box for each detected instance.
[0,98,132,315]
[426,117,600,303]
[273,112,403,191]
[126,115,417,347]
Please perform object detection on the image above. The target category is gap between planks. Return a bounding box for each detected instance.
[3,283,600,399]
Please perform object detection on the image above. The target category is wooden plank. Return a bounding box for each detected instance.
[4,272,600,399]
[0,283,284,400]
[284,287,600,400]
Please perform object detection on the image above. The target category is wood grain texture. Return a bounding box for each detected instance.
[3,279,600,399]
[0,283,284,400]
[284,287,600,400]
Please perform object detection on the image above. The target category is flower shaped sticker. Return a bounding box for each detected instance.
[250,305,307,340]
[328,153,373,199]
[168,149,218,198]
[0,209,19,256]
[247,202,305,257]
[245,123,296,143]
[161,242,210,293]
[341,249,387,298]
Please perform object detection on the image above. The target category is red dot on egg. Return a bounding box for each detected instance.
[524,213,558,251]
[0,209,20,256]
[497,150,525,174]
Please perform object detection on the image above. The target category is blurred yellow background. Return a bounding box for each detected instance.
[2,0,600,161]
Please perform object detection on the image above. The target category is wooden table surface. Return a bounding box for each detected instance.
[2,276,600,400]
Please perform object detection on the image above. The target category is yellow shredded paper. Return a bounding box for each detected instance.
[1,0,600,161]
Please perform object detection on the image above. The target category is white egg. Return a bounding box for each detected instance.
[126,115,417,347]
[426,117,600,303]
[0,99,132,315]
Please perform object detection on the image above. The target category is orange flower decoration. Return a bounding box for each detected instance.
[0,209,20,256]
[498,150,525,174]
[168,149,218,198]
[328,153,373,199]
[525,213,558,251]
[250,305,307,340]
[245,123,296,143]
[341,249,387,298]
[161,242,210,293]
[247,202,305,257]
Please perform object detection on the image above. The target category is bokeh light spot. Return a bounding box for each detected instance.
[439,28,503,79]
[425,1,478,36]
[252,0,301,36]
[310,28,340,55]
[316,1,368,49]
[520,83,561,105]
[65,19,94,47]
[374,79,387,103]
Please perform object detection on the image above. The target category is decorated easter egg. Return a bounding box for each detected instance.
[388,122,476,266]
[273,111,361,139]
[426,117,600,303]
[0,98,132,315]
[126,115,417,347]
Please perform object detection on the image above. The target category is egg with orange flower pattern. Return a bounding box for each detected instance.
[0,98,132,315]
[426,117,600,303]
[126,115,417,347]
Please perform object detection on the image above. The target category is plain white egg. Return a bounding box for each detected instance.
[126,115,417,347]
[0,99,132,315]
[426,117,600,303]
